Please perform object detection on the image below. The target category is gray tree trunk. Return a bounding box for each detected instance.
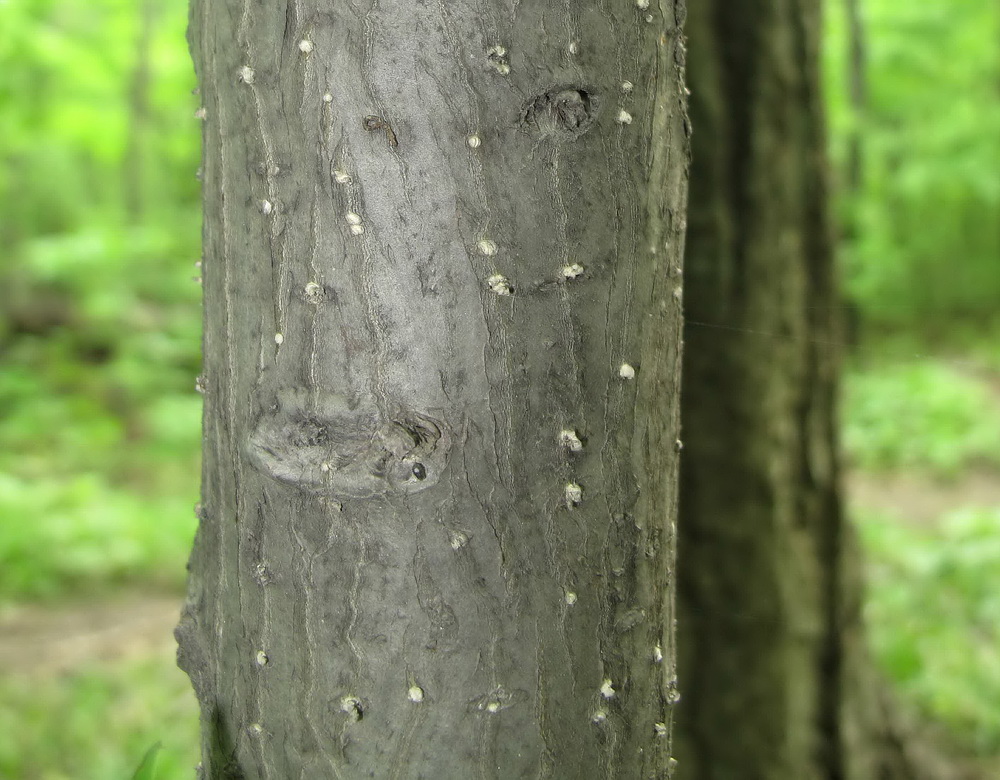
[177,1,690,777]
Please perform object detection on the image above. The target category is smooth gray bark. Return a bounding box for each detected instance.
[177,1,689,778]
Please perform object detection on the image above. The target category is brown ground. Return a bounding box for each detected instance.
[848,466,1000,526]
[0,592,181,676]
[3,469,998,677]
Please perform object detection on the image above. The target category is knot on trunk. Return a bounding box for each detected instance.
[517,86,601,141]
[246,388,450,498]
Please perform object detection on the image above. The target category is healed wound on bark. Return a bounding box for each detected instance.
[247,387,450,497]
[179,1,690,778]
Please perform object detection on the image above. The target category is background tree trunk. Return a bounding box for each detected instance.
[675,1,890,778]
[843,0,867,198]
[177,1,690,777]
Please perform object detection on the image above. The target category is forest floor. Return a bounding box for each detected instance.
[0,471,995,678]
[3,445,999,777]
[848,467,1000,527]
[0,592,180,676]
[3,469,999,678]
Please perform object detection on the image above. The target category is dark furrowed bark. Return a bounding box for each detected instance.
[676,0,849,777]
[676,2,945,780]
[178,2,690,777]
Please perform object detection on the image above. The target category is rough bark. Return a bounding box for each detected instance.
[177,1,690,778]
[677,6,987,780]
[675,0,877,778]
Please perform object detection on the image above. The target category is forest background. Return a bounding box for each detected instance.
[0,0,997,777]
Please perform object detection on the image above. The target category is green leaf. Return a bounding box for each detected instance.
[130,741,162,780]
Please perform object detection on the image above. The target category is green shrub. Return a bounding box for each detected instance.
[843,361,1000,475]
[859,507,1000,754]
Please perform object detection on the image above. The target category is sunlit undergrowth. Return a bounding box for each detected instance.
[843,358,1000,476]
[857,506,1000,756]
[0,220,202,604]
[0,648,199,780]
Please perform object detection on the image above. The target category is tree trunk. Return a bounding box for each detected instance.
[177,2,690,778]
[675,1,883,778]
[843,0,867,197]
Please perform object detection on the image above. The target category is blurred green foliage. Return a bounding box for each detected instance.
[843,360,1000,475]
[0,0,997,776]
[0,649,199,780]
[859,507,1000,755]
[0,0,201,602]
[824,0,1000,329]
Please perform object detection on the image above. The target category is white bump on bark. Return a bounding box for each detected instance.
[486,700,501,713]
[194,107,207,120]
[592,710,608,724]
[636,0,650,8]
[333,170,352,184]
[407,685,425,703]
[487,274,512,296]
[673,286,683,300]
[320,462,332,473]
[323,93,333,103]
[274,333,284,345]
[565,591,578,605]
[621,81,634,93]
[477,238,498,256]
[646,13,654,22]
[559,429,584,452]
[487,45,510,75]
[561,263,585,279]
[248,723,264,735]
[340,696,363,720]
[616,109,633,125]
[600,679,616,699]
[261,200,273,215]
[346,213,364,235]
[298,39,314,54]
[568,41,579,55]
[654,644,664,663]
[238,66,255,84]
[195,375,206,394]
[256,650,269,666]
[467,134,481,148]
[449,531,469,550]
[675,439,684,451]
[565,482,583,507]
[654,722,668,737]
[304,282,324,303]
[619,363,636,379]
